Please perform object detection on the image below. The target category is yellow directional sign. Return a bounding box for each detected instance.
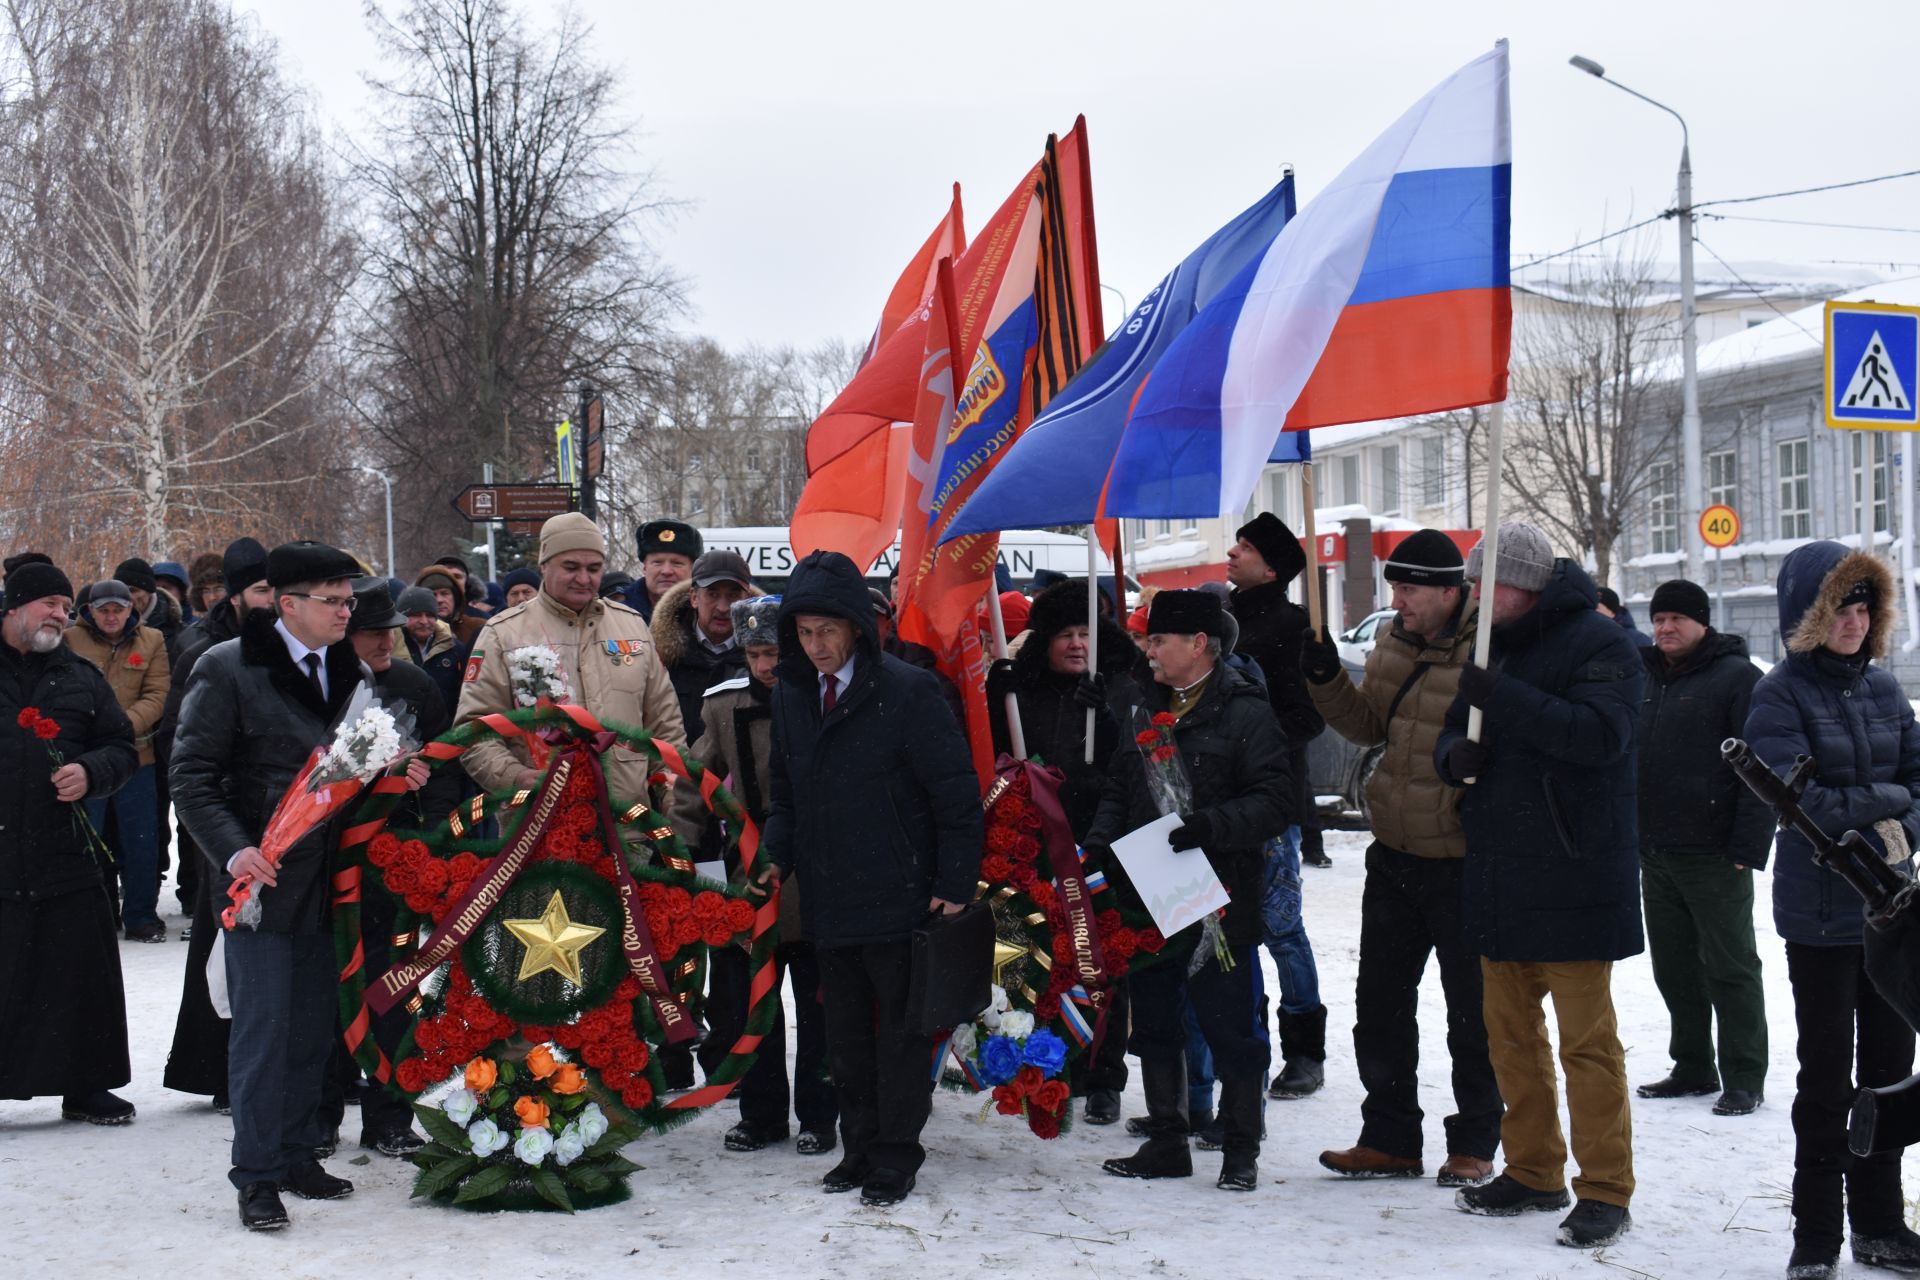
[1699,504,1740,549]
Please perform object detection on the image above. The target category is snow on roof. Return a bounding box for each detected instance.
[1677,274,1920,379]
[1514,258,1886,308]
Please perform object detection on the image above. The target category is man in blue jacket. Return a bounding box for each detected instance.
[1435,522,1644,1250]
[759,550,982,1209]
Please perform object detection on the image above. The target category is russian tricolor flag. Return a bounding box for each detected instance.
[1105,42,1511,519]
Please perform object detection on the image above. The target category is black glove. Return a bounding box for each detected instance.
[1299,627,1342,685]
[985,657,1017,700]
[1445,738,1489,784]
[1457,661,1497,707]
[1072,671,1107,711]
[1168,812,1213,852]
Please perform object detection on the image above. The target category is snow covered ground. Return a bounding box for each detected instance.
[2,827,1905,1279]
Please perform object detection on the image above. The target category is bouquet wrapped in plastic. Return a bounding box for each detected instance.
[225,686,418,929]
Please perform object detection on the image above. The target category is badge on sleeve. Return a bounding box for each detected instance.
[464,652,485,683]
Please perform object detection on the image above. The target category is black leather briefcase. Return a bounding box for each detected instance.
[906,901,994,1036]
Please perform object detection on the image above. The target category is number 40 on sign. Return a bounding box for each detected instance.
[1700,505,1740,549]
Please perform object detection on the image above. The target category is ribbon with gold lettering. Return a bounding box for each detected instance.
[1004,755,1112,1054]
[365,758,575,1015]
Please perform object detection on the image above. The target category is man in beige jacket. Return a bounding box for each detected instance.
[65,577,170,940]
[1298,529,1503,1188]
[454,512,686,814]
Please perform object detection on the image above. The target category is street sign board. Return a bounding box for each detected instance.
[1699,504,1740,549]
[556,418,577,487]
[1825,300,1920,430]
[451,483,577,524]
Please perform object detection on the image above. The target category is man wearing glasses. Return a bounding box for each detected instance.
[173,540,415,1231]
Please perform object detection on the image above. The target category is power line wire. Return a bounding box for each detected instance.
[1692,234,1819,340]
[1694,168,1920,211]
[1511,213,1669,272]
[1706,213,1920,235]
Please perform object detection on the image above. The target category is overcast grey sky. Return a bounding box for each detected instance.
[239,0,1920,351]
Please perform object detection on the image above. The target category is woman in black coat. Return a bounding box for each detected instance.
[1745,542,1920,1279]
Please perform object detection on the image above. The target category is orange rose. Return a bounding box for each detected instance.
[514,1096,550,1129]
[464,1057,498,1092]
[550,1063,586,1095]
[525,1044,558,1080]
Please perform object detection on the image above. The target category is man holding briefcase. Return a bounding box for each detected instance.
[760,550,982,1208]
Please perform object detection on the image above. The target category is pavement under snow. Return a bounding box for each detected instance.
[2,826,1905,1279]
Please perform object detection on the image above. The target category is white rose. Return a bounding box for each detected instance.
[990,985,1011,1014]
[553,1125,588,1166]
[949,1023,978,1059]
[514,1126,556,1165]
[980,1005,1003,1032]
[1000,1011,1035,1039]
[466,1117,509,1157]
[441,1088,479,1125]
[576,1102,609,1145]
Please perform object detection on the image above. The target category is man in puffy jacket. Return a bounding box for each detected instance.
[0,562,139,1126]
[1744,543,1920,1279]
[1303,529,1501,1188]
[1088,589,1292,1193]
[760,550,981,1209]
[1633,579,1772,1119]
[1435,522,1643,1250]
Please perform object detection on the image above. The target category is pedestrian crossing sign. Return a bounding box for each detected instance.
[1825,300,1920,430]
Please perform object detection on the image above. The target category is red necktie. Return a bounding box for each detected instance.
[822,674,838,713]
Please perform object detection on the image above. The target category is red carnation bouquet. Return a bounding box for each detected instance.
[1132,709,1192,817]
[15,707,115,869]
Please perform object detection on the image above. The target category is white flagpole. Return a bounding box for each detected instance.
[1085,529,1101,763]
[1299,462,1324,635]
[1466,401,1508,749]
[985,579,1027,760]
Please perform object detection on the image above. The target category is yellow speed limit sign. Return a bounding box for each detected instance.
[1700,504,1740,549]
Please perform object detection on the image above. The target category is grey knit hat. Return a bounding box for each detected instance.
[1464,521,1555,593]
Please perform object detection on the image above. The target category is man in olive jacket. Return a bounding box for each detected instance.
[1434,523,1644,1250]
[760,550,981,1209]
[1301,529,1501,1187]
[0,563,139,1125]
[1633,579,1772,1117]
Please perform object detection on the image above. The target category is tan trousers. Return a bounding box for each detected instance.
[1480,958,1635,1207]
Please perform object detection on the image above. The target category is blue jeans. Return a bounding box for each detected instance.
[86,763,159,929]
[1262,826,1321,1014]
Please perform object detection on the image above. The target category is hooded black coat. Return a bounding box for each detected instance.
[762,551,983,948]
[1229,578,1325,746]
[1435,559,1645,963]
[1086,661,1294,947]
[1635,629,1774,867]
[1744,543,1920,947]
[170,610,370,934]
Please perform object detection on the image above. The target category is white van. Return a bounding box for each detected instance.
[697,526,1134,595]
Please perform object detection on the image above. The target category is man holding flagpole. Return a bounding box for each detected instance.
[1434,521,1644,1249]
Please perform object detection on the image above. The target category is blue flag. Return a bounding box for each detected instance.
[939,176,1297,542]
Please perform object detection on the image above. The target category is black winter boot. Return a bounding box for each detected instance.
[1270,1005,1327,1099]
[1853,1225,1920,1272]
[1103,1058,1193,1180]
[1216,1076,1263,1191]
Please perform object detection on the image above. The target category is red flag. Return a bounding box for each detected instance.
[789,187,965,568]
[894,120,1103,785]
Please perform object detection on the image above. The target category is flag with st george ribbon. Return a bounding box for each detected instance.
[939,174,1299,543]
[1104,41,1512,521]
[788,186,966,571]
[894,122,1103,786]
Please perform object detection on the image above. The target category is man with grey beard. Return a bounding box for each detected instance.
[0,561,140,1124]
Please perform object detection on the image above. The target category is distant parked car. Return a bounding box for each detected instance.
[1335,608,1397,666]
[1306,654,1385,826]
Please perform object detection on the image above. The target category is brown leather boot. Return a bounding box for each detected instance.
[1437,1154,1496,1187]
[1318,1145,1423,1178]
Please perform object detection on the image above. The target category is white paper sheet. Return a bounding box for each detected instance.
[694,859,727,885]
[1107,812,1231,937]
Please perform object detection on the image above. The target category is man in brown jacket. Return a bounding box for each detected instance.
[1299,529,1502,1186]
[675,594,836,1155]
[65,578,171,940]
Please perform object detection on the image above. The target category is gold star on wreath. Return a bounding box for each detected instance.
[502,891,606,985]
[991,938,1027,987]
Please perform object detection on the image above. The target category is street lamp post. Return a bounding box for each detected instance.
[357,465,395,577]
[1571,55,1704,583]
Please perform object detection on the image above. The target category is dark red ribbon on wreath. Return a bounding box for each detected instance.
[1002,755,1112,1054]
[578,735,698,1046]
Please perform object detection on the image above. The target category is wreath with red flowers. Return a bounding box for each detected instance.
[332,703,778,1210]
[941,763,1166,1139]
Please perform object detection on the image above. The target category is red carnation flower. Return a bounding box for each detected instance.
[1151,712,1176,727]
[1134,729,1159,746]
[582,1040,615,1070]
[1151,745,1176,764]
[702,921,734,949]
[367,833,402,868]
[1107,928,1139,960]
[34,718,58,740]
[1138,927,1166,954]
[1028,1107,1062,1139]
[1097,909,1122,933]
[723,898,755,933]
[615,976,642,1002]
[985,826,1020,857]
[617,1041,651,1073]
[980,854,1014,884]
[1008,863,1038,892]
[449,851,482,879]
[621,1079,654,1110]
[1009,835,1042,863]
[1032,994,1061,1023]
[127,653,144,667]
[16,708,40,729]
[554,1023,585,1049]
[394,1058,429,1094]
[673,917,704,949]
[691,891,727,924]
